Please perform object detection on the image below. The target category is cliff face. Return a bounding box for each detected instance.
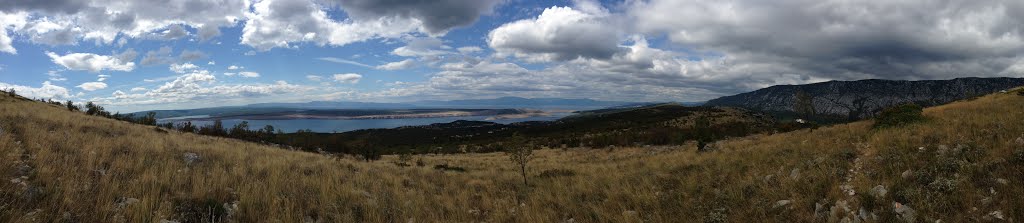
[704,77,1024,120]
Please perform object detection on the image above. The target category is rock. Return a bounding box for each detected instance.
[773,200,793,209]
[936,145,950,155]
[563,218,576,223]
[984,210,1005,220]
[223,201,240,219]
[871,185,888,198]
[158,219,180,223]
[182,152,200,166]
[114,197,139,209]
[901,170,914,179]
[996,178,1008,185]
[790,168,801,180]
[623,210,638,217]
[1016,137,1024,146]
[840,185,856,196]
[815,202,827,219]
[893,202,916,222]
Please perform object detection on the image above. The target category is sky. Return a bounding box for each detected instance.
[1,0,1023,113]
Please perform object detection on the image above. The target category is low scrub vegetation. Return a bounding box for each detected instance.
[873,103,925,128]
[1,88,1022,222]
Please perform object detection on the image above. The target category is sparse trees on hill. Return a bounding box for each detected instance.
[65,100,80,112]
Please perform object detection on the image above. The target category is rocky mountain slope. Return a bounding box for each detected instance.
[704,77,1024,120]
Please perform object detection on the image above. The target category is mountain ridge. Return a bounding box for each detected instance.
[704,77,1024,120]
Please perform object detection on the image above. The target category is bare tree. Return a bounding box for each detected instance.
[506,143,534,186]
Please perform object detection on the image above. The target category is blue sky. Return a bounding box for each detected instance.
[2,0,1023,112]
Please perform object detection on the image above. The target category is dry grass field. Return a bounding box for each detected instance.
[1,88,1023,222]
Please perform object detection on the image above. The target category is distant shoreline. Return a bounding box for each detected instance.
[163,109,559,122]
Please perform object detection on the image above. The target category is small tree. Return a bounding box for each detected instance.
[694,114,714,152]
[506,143,534,186]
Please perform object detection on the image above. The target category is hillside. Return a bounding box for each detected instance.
[704,77,1024,121]
[2,89,1023,222]
[274,103,776,155]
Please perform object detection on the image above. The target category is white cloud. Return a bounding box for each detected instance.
[488,5,621,62]
[376,59,416,70]
[130,87,147,92]
[46,51,136,72]
[0,0,247,47]
[169,63,199,73]
[112,90,127,98]
[77,82,108,91]
[333,73,362,84]
[392,37,451,57]
[240,0,422,51]
[237,71,260,78]
[306,75,323,81]
[97,74,110,82]
[227,65,241,70]
[457,46,483,54]
[0,81,71,99]
[0,12,28,54]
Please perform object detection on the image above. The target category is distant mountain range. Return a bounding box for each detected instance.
[138,97,642,119]
[250,97,634,109]
[704,77,1024,120]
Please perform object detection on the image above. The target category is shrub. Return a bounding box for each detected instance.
[873,104,924,128]
[396,153,413,167]
[433,164,466,172]
[537,169,576,178]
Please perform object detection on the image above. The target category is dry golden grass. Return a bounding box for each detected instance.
[1,89,1022,222]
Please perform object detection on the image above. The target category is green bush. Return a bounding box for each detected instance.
[873,104,924,128]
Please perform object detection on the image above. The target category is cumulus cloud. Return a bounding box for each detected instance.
[392,37,451,57]
[240,0,421,51]
[76,81,107,91]
[333,73,362,84]
[169,63,199,73]
[331,0,502,34]
[46,51,136,72]
[306,75,322,81]
[178,50,206,61]
[140,46,174,65]
[0,81,71,99]
[628,0,1024,81]
[376,59,416,70]
[97,71,304,107]
[0,12,28,54]
[0,0,246,48]
[489,5,622,62]
[162,24,189,39]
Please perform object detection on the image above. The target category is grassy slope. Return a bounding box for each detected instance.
[1,89,1022,222]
